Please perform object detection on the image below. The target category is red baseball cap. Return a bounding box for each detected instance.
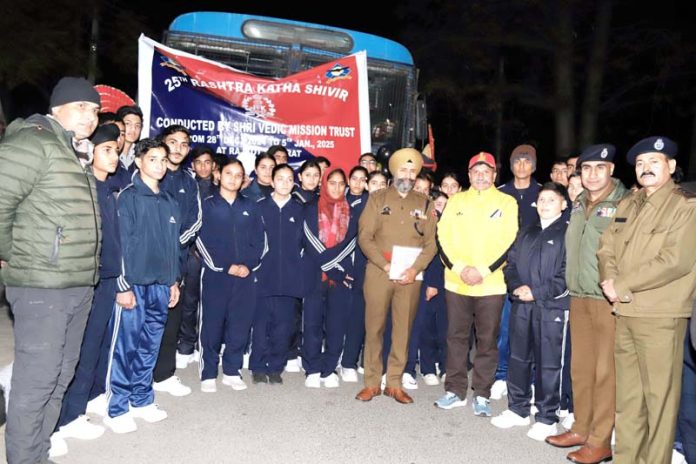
[468,152,496,170]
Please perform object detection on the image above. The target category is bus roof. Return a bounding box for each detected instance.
[168,11,414,65]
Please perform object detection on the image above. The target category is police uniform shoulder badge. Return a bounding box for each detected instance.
[675,188,696,201]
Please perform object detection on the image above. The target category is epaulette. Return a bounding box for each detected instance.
[675,187,696,201]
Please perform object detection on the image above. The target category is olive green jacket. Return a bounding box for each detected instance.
[565,178,629,299]
[598,180,696,318]
[0,114,101,288]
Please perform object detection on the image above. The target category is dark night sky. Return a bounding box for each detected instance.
[5,0,696,184]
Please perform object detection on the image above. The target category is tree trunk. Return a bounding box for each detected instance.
[579,1,612,148]
[554,0,575,159]
[688,101,696,182]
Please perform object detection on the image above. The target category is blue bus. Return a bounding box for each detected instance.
[164,12,429,156]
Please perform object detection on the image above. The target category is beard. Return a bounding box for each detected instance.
[394,177,414,194]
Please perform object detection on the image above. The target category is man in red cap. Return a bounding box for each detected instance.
[435,152,518,416]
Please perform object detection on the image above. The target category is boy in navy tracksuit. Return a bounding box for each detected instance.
[176,147,217,369]
[195,158,264,392]
[56,124,122,442]
[302,169,358,388]
[491,182,570,442]
[340,166,370,382]
[250,164,306,384]
[153,125,201,397]
[104,138,181,434]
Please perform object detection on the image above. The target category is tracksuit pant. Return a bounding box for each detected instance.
[287,299,303,361]
[340,286,366,370]
[5,286,92,464]
[177,249,202,356]
[107,284,169,418]
[405,286,448,377]
[506,302,568,425]
[302,281,352,377]
[250,296,298,375]
[560,327,574,412]
[676,327,696,463]
[58,278,118,428]
[494,295,512,381]
[444,292,504,400]
[198,269,256,380]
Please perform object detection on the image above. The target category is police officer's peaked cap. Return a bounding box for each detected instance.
[577,144,616,166]
[626,136,678,166]
[388,148,423,176]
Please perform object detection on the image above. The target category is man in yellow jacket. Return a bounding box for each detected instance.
[435,152,518,416]
[598,136,696,464]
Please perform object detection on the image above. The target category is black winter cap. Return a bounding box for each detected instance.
[49,77,101,109]
[90,123,120,146]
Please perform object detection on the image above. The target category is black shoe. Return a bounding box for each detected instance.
[268,373,283,384]
[252,372,268,384]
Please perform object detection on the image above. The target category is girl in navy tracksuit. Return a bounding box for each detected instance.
[57,124,123,432]
[293,159,321,204]
[302,168,358,388]
[340,166,370,379]
[494,182,570,438]
[250,164,306,384]
[195,158,264,391]
[105,139,181,431]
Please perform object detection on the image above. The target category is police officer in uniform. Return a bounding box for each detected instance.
[355,148,437,404]
[598,136,696,464]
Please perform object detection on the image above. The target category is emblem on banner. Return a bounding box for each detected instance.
[241,95,276,118]
[159,56,187,75]
[326,63,352,82]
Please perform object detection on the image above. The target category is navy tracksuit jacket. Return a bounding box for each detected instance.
[177,175,215,355]
[503,216,569,424]
[58,177,122,427]
[301,199,358,377]
[107,174,181,418]
[250,195,306,374]
[154,167,201,382]
[342,191,369,370]
[196,193,264,380]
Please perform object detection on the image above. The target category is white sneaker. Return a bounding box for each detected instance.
[611,428,616,446]
[557,409,570,418]
[242,352,250,370]
[176,351,193,369]
[153,375,192,397]
[490,409,531,429]
[305,373,321,388]
[200,379,217,393]
[527,421,557,441]
[531,405,539,415]
[490,379,508,400]
[85,393,108,417]
[103,413,137,434]
[441,373,446,382]
[562,412,575,430]
[49,434,68,458]
[341,367,359,383]
[191,349,200,363]
[357,366,365,374]
[401,373,418,390]
[423,373,440,386]
[130,403,167,423]
[322,373,340,388]
[222,375,247,391]
[671,449,688,464]
[380,374,386,390]
[58,415,105,440]
[284,358,301,373]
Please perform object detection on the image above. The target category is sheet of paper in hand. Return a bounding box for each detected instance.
[389,245,424,281]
